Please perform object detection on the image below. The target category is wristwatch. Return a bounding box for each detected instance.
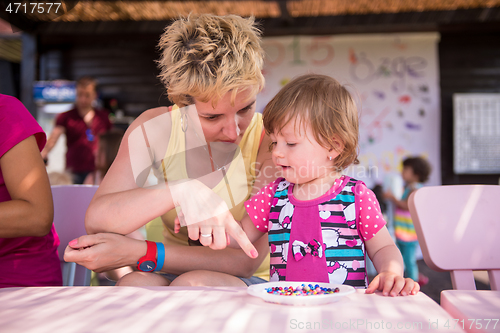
[137,240,157,272]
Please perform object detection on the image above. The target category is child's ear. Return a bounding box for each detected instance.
[330,135,345,154]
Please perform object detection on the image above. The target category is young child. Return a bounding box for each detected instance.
[228,74,418,296]
[384,156,432,285]
[84,129,125,185]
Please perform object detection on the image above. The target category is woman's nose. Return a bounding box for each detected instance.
[223,116,240,141]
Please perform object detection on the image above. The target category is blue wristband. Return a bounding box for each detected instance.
[155,242,165,271]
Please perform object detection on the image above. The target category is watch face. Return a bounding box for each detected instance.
[139,260,156,272]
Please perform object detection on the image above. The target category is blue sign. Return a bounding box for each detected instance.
[33,81,76,102]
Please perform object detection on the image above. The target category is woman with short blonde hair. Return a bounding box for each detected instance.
[65,14,277,288]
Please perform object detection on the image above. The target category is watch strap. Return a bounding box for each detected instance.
[155,242,165,271]
[137,240,157,272]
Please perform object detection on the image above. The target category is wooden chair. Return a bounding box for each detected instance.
[52,185,98,286]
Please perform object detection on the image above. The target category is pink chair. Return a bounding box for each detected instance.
[52,185,98,286]
[408,185,500,290]
[409,185,500,333]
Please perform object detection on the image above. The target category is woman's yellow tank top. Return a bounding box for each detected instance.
[145,106,269,280]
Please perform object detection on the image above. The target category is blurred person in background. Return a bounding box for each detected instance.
[84,128,125,185]
[42,76,112,184]
[384,156,432,286]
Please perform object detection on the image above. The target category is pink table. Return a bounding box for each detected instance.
[0,286,464,333]
[441,290,500,333]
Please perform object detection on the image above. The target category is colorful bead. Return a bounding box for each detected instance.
[265,284,341,296]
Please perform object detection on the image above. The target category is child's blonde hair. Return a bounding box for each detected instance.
[157,14,265,107]
[263,74,359,170]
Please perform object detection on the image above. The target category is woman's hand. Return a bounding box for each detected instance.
[64,233,146,272]
[170,179,258,259]
[366,272,420,296]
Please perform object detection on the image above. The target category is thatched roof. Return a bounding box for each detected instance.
[0,18,21,62]
[16,0,500,22]
[54,1,279,21]
[2,0,500,35]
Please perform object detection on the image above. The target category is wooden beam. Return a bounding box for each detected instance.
[278,0,294,26]
[20,33,36,117]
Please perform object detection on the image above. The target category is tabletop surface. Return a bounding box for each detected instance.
[0,286,465,333]
[441,290,500,333]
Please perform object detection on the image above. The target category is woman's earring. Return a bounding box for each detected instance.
[328,156,333,161]
[181,111,188,133]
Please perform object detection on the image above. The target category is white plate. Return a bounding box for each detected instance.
[247,281,356,306]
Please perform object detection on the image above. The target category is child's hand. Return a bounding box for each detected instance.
[366,272,420,296]
[383,190,394,201]
[174,216,181,234]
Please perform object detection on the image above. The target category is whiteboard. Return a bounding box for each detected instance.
[257,33,441,187]
[453,93,500,174]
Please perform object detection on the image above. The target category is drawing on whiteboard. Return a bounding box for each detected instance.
[392,38,408,51]
[349,48,357,64]
[360,107,391,144]
[405,122,422,130]
[279,78,289,87]
[308,37,335,66]
[258,33,440,187]
[348,50,429,96]
[263,41,286,67]
[408,84,432,104]
[373,90,385,100]
[399,95,411,104]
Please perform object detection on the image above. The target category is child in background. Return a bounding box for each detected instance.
[84,129,124,185]
[371,184,387,215]
[216,74,418,296]
[384,156,431,285]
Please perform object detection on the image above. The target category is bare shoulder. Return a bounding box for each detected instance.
[126,106,171,133]
[97,106,173,194]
